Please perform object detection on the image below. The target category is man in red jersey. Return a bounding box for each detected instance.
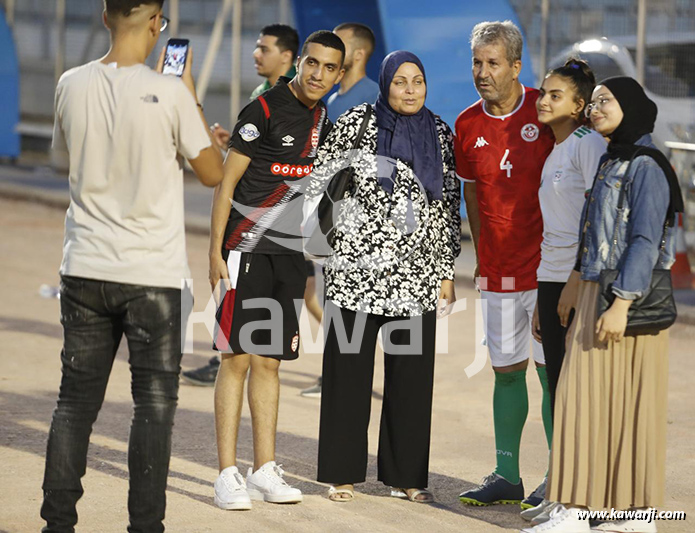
[454,21,555,509]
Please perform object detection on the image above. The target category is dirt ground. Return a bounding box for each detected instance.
[0,197,693,532]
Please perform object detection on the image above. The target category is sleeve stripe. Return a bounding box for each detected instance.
[456,173,475,183]
[258,96,270,119]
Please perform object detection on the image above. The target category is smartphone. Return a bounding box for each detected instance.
[162,38,190,77]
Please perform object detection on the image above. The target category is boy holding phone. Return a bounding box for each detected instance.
[41,1,223,531]
[163,38,189,76]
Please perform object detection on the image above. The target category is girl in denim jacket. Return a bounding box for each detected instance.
[525,78,682,532]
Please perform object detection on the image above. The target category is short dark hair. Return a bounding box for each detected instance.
[334,22,376,58]
[104,0,164,17]
[260,24,300,59]
[300,30,346,65]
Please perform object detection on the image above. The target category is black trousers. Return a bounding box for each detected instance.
[537,281,574,416]
[42,277,184,533]
[317,302,436,488]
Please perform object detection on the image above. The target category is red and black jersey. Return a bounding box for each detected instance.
[224,77,331,254]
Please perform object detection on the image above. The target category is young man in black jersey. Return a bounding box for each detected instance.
[210,30,344,510]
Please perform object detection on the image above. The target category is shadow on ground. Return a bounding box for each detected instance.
[0,388,525,530]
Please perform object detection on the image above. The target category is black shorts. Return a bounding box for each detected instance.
[305,260,315,277]
[213,251,307,360]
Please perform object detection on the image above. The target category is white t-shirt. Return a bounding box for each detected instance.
[537,126,606,282]
[53,60,211,289]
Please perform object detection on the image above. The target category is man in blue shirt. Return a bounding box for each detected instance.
[326,23,379,123]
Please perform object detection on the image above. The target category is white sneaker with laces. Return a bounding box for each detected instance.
[521,499,555,522]
[533,501,561,524]
[214,466,252,510]
[246,461,303,503]
[591,509,658,533]
[520,504,591,532]
[531,502,560,526]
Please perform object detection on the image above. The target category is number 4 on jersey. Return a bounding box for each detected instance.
[500,149,513,178]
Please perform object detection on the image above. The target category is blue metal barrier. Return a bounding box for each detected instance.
[291,0,387,84]
[291,1,536,219]
[291,0,535,127]
[376,0,535,128]
[0,10,20,159]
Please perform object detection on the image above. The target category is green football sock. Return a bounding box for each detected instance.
[536,366,553,450]
[493,369,528,485]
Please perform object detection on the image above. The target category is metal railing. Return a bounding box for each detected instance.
[2,0,291,131]
[666,141,695,268]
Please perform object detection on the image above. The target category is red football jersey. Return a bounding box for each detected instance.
[455,86,554,292]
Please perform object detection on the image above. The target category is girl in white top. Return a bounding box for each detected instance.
[522,58,606,521]
[533,59,606,438]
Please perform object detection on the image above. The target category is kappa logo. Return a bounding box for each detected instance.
[474,136,489,148]
[521,123,540,142]
[553,169,563,182]
[282,135,295,146]
[311,128,319,149]
[239,123,260,142]
[141,94,159,103]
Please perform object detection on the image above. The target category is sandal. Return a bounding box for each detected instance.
[391,487,434,503]
[328,485,355,502]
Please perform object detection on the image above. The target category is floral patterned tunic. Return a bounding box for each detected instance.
[308,104,461,317]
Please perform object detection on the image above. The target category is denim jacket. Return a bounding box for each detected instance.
[577,134,676,300]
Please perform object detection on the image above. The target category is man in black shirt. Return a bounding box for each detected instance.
[210,30,344,510]
[182,23,307,388]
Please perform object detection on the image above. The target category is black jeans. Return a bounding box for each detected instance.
[41,276,186,533]
[537,281,574,416]
[317,302,436,488]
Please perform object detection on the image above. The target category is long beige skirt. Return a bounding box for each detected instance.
[547,281,669,510]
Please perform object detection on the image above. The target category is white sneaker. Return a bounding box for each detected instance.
[214,466,252,510]
[246,461,303,503]
[522,499,555,522]
[591,510,658,533]
[533,502,562,524]
[520,505,591,532]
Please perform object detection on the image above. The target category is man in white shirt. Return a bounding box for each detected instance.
[41,2,223,531]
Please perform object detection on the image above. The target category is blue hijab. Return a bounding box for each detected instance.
[375,51,443,201]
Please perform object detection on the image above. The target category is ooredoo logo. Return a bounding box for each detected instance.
[291,334,299,353]
[270,163,313,177]
[521,123,539,142]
